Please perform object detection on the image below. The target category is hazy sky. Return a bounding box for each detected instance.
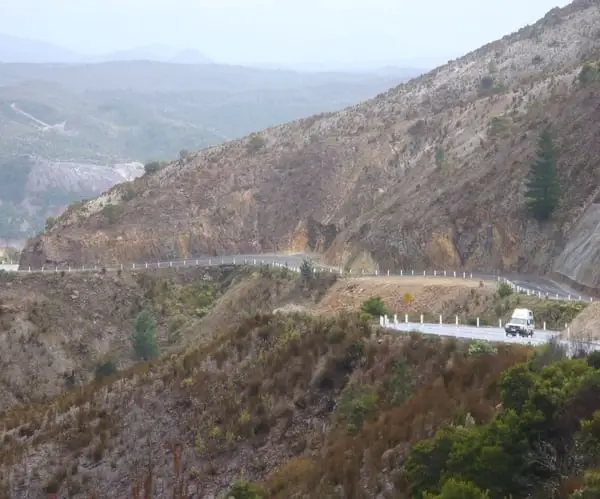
[1,0,571,67]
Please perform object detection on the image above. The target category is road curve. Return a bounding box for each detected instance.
[389,321,559,344]
[385,321,600,353]
[8,252,593,302]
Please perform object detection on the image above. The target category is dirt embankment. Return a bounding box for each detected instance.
[564,302,600,340]
[307,276,587,330]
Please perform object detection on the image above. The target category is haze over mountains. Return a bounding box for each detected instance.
[6,2,600,498]
[0,33,214,64]
[0,33,425,246]
[0,32,427,74]
[21,0,600,294]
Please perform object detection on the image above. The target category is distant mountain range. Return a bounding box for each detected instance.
[0,33,431,75]
[0,34,429,245]
[0,33,213,65]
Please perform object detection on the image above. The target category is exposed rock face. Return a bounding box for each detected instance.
[0,158,143,247]
[18,0,600,289]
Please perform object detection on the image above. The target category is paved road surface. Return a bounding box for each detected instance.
[504,272,589,301]
[386,321,599,354]
[388,321,558,345]
[4,253,598,352]
[6,252,593,302]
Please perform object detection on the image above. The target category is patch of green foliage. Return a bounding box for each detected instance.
[497,281,513,298]
[360,296,391,319]
[300,258,315,284]
[478,75,507,97]
[382,357,414,405]
[424,478,490,498]
[149,279,217,318]
[338,382,379,435]
[227,479,264,498]
[578,63,600,85]
[525,125,561,221]
[130,310,158,361]
[143,161,163,175]
[404,350,600,498]
[94,360,118,380]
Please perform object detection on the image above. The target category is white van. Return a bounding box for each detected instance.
[504,308,534,337]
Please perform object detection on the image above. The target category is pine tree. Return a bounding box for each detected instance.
[300,258,314,283]
[525,125,560,221]
[130,310,158,361]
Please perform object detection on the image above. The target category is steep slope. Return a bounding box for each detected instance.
[0,312,529,497]
[0,265,337,413]
[0,63,417,244]
[0,155,143,247]
[19,1,600,292]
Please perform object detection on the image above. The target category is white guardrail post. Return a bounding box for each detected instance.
[10,260,596,307]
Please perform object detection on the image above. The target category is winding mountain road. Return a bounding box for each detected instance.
[3,253,597,352]
[4,252,593,302]
[384,321,598,354]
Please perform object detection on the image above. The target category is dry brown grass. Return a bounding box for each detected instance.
[0,267,587,497]
[0,308,529,497]
[0,265,314,413]
[310,276,587,330]
[313,276,494,317]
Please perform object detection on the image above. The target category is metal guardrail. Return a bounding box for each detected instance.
[3,254,592,303]
[350,268,591,303]
[380,316,600,353]
[379,313,563,334]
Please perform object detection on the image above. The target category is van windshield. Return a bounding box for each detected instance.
[510,318,526,325]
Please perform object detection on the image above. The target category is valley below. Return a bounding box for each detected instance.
[0,61,415,244]
[4,1,600,497]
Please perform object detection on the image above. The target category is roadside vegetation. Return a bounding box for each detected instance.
[0,264,594,497]
[356,283,585,332]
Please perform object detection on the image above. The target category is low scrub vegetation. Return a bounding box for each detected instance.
[0,265,595,497]
[405,345,600,498]
[360,296,391,319]
[0,307,531,497]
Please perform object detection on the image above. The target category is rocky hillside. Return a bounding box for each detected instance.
[0,311,528,498]
[1,65,417,245]
[0,156,142,247]
[4,307,600,498]
[19,1,600,292]
[0,264,336,412]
